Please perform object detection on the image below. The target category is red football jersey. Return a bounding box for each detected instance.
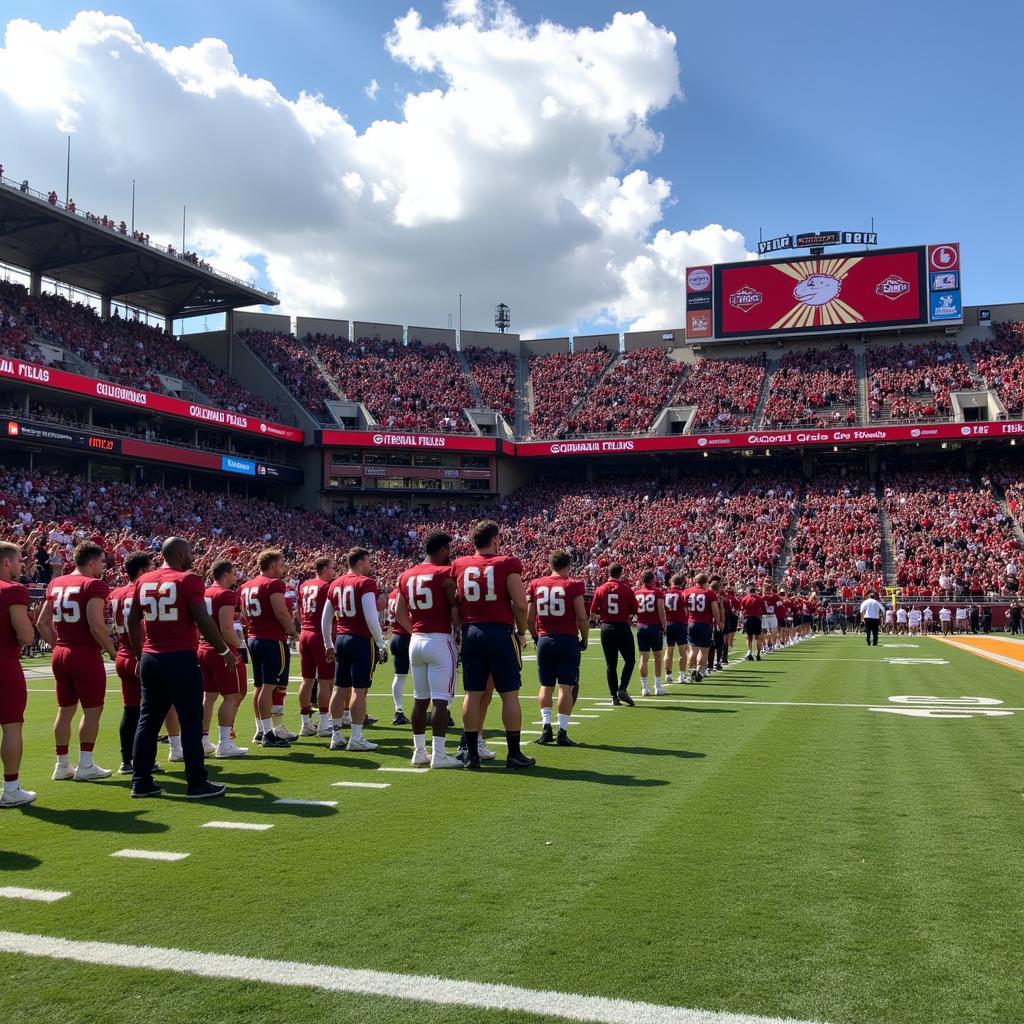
[132,567,206,654]
[199,584,238,652]
[298,577,330,633]
[387,589,410,637]
[527,575,585,637]
[327,573,379,637]
[397,563,456,634]
[239,574,288,641]
[724,591,741,615]
[775,598,789,620]
[589,580,638,624]
[109,583,135,655]
[0,578,30,658]
[635,586,665,627]
[663,586,688,625]
[740,594,767,618]
[45,573,110,648]
[452,553,523,626]
[763,593,780,616]
[681,585,716,626]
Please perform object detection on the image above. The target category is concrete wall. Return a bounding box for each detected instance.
[523,337,569,358]
[573,332,618,354]
[409,326,457,350]
[180,329,230,373]
[460,330,521,355]
[296,316,348,340]
[354,321,402,344]
[964,302,1024,327]
[624,328,684,351]
[234,311,291,335]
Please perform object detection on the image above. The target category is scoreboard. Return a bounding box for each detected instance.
[686,243,962,342]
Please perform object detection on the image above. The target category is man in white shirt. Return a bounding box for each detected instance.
[895,607,908,635]
[923,606,934,634]
[938,606,952,636]
[955,606,969,634]
[859,593,885,647]
[907,608,922,635]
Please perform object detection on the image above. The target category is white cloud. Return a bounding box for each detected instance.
[0,6,751,334]
[364,77,379,100]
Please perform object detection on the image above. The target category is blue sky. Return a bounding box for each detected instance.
[2,1,1021,332]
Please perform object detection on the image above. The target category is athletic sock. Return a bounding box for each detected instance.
[320,714,333,729]
[391,675,406,711]
[540,707,552,725]
[218,725,231,743]
[260,717,273,736]
[413,733,426,752]
[654,676,662,689]
[431,735,446,756]
[167,736,182,757]
[56,745,70,766]
[557,713,571,732]
[462,730,479,754]
[351,723,363,741]
[300,712,311,727]
[79,748,94,768]
[505,730,521,757]
[4,775,19,791]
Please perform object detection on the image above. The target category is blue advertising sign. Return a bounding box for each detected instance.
[930,289,962,321]
[221,455,256,476]
[930,270,959,292]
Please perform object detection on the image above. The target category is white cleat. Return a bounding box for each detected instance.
[215,741,248,758]
[641,685,651,697]
[274,725,298,741]
[430,752,462,769]
[316,721,333,737]
[341,712,353,727]
[329,730,348,750]
[0,787,36,808]
[52,763,75,781]
[202,739,216,757]
[654,685,667,696]
[299,722,318,737]
[347,736,379,752]
[168,750,185,763]
[73,763,112,781]
[477,743,496,761]
[410,749,430,767]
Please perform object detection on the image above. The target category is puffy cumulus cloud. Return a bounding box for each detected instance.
[0,6,750,334]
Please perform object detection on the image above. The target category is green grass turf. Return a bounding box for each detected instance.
[2,633,1023,1024]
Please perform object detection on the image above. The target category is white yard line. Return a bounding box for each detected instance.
[0,930,825,1024]
[378,767,428,774]
[273,799,337,807]
[332,782,390,790]
[110,850,189,862]
[201,821,273,832]
[0,887,69,903]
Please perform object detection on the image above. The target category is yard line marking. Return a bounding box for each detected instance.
[571,714,600,718]
[0,930,824,1024]
[110,849,189,862]
[273,799,337,807]
[201,821,273,832]
[377,767,428,774]
[0,887,69,903]
[332,781,390,790]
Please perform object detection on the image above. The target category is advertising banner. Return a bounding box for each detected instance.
[317,429,500,454]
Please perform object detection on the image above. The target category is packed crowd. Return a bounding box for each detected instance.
[527,348,613,437]
[762,347,858,428]
[241,329,339,421]
[674,355,767,432]
[866,341,975,420]
[563,348,685,435]
[0,282,278,420]
[969,322,1024,416]
[463,346,517,423]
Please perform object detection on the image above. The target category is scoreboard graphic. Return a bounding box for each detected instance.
[687,244,961,342]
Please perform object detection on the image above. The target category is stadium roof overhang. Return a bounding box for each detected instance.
[0,183,278,317]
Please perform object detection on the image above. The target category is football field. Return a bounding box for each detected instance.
[1,633,1022,1024]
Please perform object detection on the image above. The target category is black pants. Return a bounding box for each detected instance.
[119,705,140,762]
[133,651,208,791]
[713,629,726,667]
[864,618,880,646]
[600,623,635,695]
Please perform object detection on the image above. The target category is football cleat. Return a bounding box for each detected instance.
[202,738,216,756]
[274,725,298,741]
[611,696,622,706]
[363,714,378,727]
[0,787,36,808]
[167,749,185,763]
[392,711,410,726]
[346,736,378,752]
[410,748,430,767]
[745,652,754,661]
[756,653,762,661]
[430,752,462,769]
[654,684,667,696]
[692,671,704,683]
[130,782,163,799]
[341,712,353,727]
[462,753,482,771]
[215,741,248,758]
[185,781,227,800]
[641,685,651,697]
[73,763,112,781]
[118,760,133,775]
[505,751,536,770]
[556,729,577,747]
[477,743,496,760]
[51,763,75,782]
[252,730,264,744]
[616,689,635,707]
[261,732,290,748]
[299,722,319,737]
[316,720,333,737]
[329,730,348,751]
[536,724,554,745]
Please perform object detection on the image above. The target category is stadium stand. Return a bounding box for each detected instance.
[866,341,975,421]
[240,328,338,422]
[970,322,1024,416]
[463,346,517,423]
[762,346,858,427]
[527,348,613,437]
[674,355,767,432]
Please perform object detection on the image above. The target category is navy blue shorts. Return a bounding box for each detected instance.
[665,622,687,647]
[335,634,376,689]
[724,612,739,633]
[461,623,522,694]
[637,624,664,653]
[247,638,289,688]
[536,634,581,688]
[687,623,713,648]
[390,634,410,675]
[743,616,762,637]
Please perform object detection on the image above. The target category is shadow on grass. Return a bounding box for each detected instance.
[0,851,42,871]
[637,705,738,714]
[213,793,339,817]
[20,806,169,833]
[574,744,706,760]
[283,752,385,772]
[506,764,671,787]
[202,770,282,785]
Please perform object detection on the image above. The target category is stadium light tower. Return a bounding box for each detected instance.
[495,302,510,333]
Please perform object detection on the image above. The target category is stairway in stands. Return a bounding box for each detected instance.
[551,348,619,436]
[750,358,778,429]
[457,350,485,407]
[958,338,984,385]
[515,350,530,437]
[855,350,870,424]
[875,483,897,583]
[773,488,803,584]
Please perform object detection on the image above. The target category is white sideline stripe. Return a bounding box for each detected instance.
[378,767,428,774]
[0,930,824,1024]
[571,714,601,718]
[0,887,69,903]
[332,781,390,790]
[274,799,337,807]
[110,849,189,862]
[201,821,273,832]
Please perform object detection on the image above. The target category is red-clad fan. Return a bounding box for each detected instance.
[387,586,412,727]
[0,542,35,808]
[527,549,589,747]
[762,587,782,649]
[126,536,237,800]
[297,557,335,738]
[634,569,667,696]
[36,541,115,783]
[394,531,462,768]
[589,563,639,706]
[322,547,387,754]
[109,550,153,775]
[199,560,248,760]
[680,572,720,683]
[739,584,767,660]
[663,572,689,686]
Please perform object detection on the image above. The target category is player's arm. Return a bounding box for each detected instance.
[443,577,462,636]
[395,591,414,634]
[319,594,336,661]
[188,595,236,669]
[10,603,34,648]
[713,597,724,631]
[573,593,589,650]
[360,591,386,648]
[35,598,56,647]
[588,590,600,624]
[506,572,528,635]
[87,596,116,658]
[526,593,538,643]
[126,591,143,658]
[269,590,297,639]
[657,596,667,631]
[217,604,242,650]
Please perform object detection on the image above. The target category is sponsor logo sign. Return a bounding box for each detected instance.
[930,289,962,321]
[729,285,763,312]
[876,274,911,300]
[686,267,711,292]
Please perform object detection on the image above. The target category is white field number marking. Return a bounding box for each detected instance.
[884,657,949,665]
[869,695,1012,718]
[882,644,919,648]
